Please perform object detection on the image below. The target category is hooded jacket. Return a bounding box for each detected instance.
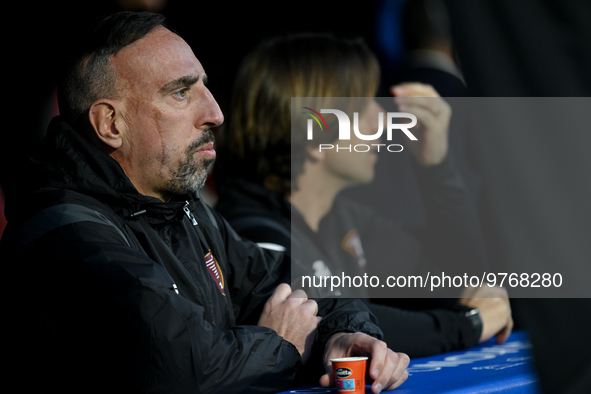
[1,117,382,394]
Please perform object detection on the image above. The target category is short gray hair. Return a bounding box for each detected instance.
[57,11,167,124]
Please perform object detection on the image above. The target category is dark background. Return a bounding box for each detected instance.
[4,0,390,164]
[4,0,591,392]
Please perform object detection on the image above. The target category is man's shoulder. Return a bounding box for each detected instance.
[24,187,117,221]
[3,187,125,245]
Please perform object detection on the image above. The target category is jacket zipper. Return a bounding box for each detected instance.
[125,205,181,295]
[183,201,198,226]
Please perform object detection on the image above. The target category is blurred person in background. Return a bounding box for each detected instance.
[214,32,513,358]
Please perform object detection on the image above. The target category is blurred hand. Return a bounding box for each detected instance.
[459,286,514,344]
[257,283,321,363]
[320,332,409,393]
[391,83,451,166]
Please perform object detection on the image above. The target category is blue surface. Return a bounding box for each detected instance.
[280,331,541,393]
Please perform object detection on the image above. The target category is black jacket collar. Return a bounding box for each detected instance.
[10,116,194,224]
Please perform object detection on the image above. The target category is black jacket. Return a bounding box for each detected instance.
[1,117,382,394]
[215,154,485,357]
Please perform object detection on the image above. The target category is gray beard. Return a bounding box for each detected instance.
[165,128,215,196]
[167,155,214,195]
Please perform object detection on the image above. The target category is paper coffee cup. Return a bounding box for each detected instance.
[331,356,368,393]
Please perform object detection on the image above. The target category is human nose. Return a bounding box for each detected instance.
[197,87,224,129]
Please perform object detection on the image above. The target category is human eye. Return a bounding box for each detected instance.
[174,88,190,99]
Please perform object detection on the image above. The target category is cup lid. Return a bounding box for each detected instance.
[330,356,369,362]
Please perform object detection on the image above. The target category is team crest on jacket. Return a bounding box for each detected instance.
[341,229,367,269]
[205,250,226,296]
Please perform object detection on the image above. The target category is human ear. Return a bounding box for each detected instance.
[88,99,124,150]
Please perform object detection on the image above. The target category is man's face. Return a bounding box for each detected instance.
[322,100,382,188]
[110,27,224,201]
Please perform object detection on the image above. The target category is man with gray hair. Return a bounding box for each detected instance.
[1,11,408,394]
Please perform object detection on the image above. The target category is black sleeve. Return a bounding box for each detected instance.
[214,192,481,360]
[337,155,486,355]
[412,153,489,274]
[211,208,384,345]
[353,153,487,299]
[6,212,304,394]
[365,301,480,358]
[213,209,383,340]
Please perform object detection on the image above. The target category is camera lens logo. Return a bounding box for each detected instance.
[302,107,329,139]
[303,106,418,153]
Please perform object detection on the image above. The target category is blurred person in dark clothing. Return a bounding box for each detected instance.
[215,32,513,359]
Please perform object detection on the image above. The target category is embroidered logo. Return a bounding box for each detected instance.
[204,250,225,296]
[341,229,367,269]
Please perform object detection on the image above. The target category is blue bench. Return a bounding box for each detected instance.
[280,331,540,393]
